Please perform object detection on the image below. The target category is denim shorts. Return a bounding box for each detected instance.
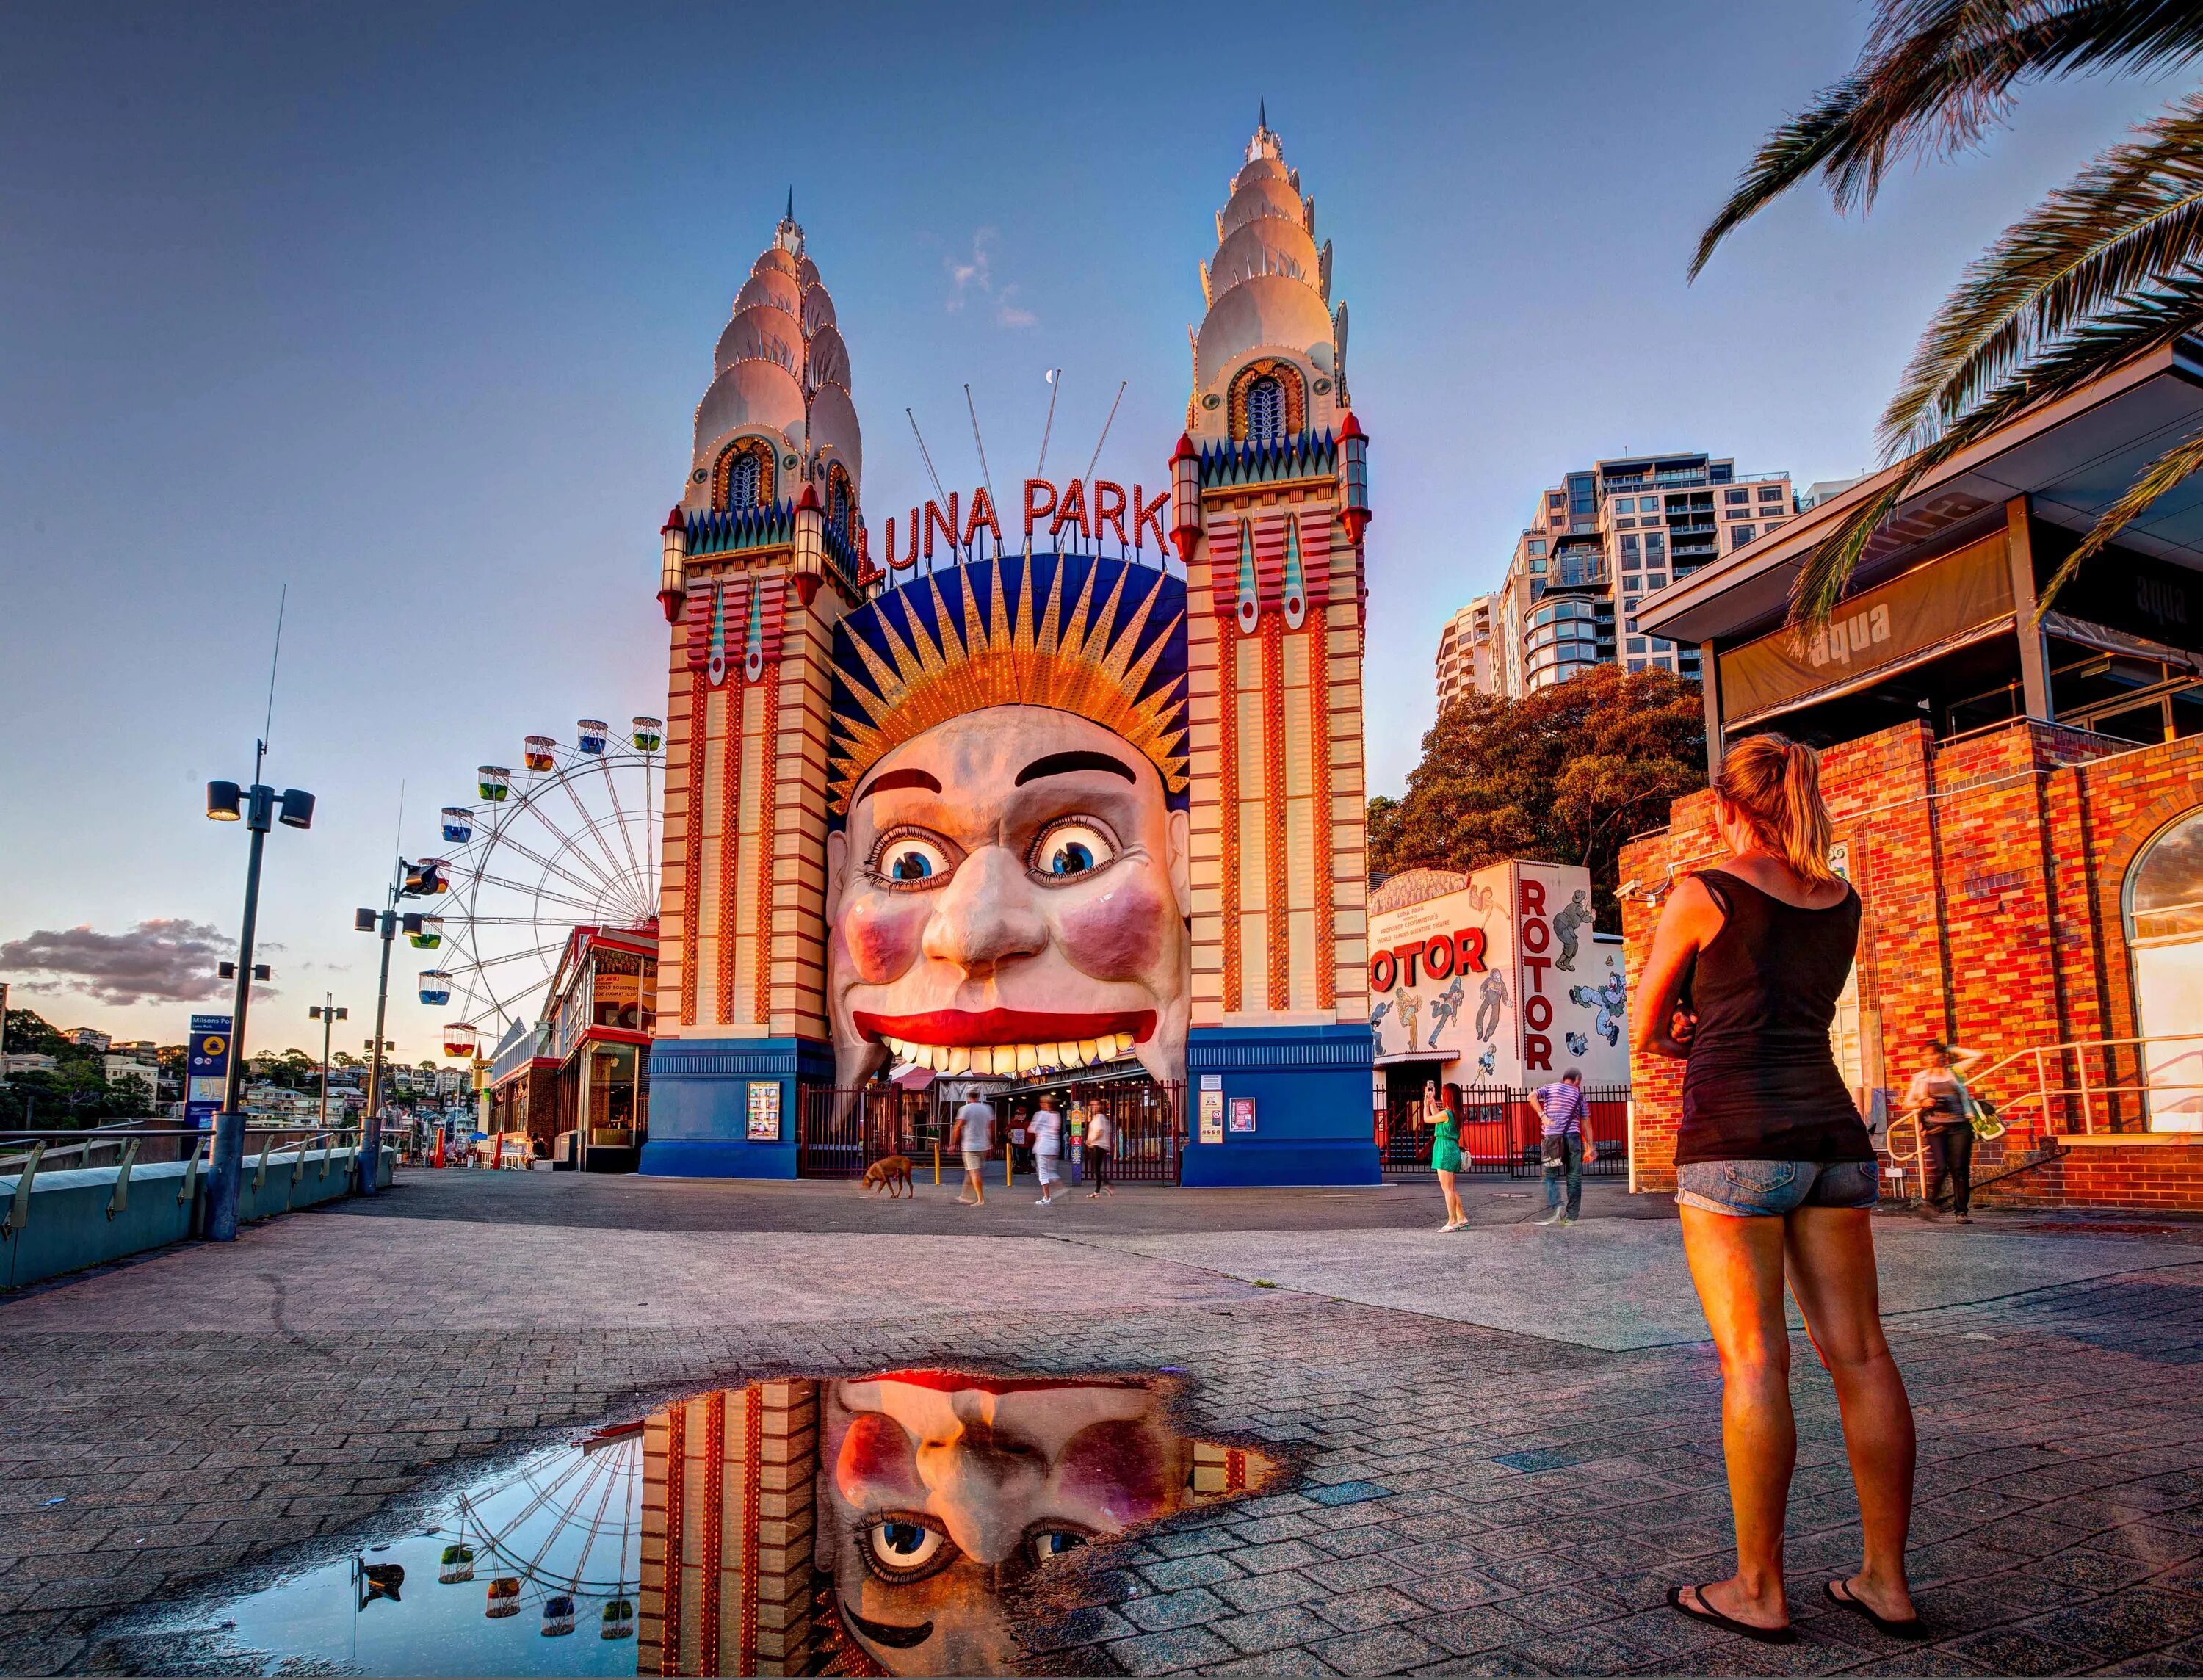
[1675,1159,1880,1217]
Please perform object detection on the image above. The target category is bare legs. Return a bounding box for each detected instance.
[1676,1204,1916,1631]
[1436,1167,1465,1228]
[1785,1205,1917,1622]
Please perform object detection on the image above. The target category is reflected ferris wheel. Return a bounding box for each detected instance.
[416,716,664,1053]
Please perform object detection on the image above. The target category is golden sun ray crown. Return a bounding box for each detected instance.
[829,553,1188,819]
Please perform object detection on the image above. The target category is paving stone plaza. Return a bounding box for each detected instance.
[1,1173,2200,1676]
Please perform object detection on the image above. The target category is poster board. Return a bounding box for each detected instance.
[745,1080,781,1141]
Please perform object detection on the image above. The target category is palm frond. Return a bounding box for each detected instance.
[1883,93,2203,454]
[1793,264,2203,623]
[1692,0,2203,278]
[2034,424,2203,615]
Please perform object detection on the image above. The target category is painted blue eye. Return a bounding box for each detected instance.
[879,1521,928,1556]
[875,836,950,885]
[1037,822,1115,879]
[1030,1530,1087,1562]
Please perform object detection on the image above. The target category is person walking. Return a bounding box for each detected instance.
[1429,1080,1466,1230]
[1032,1093,1065,1206]
[1085,1100,1113,1197]
[1635,732,1921,1645]
[949,1092,995,1208]
[1532,1069,1588,1227]
[1904,1042,1988,1223]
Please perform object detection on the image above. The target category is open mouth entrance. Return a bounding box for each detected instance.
[795,1066,1187,1184]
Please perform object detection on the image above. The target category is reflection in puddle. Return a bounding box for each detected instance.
[152,1373,1272,1676]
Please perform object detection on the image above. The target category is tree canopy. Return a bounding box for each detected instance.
[1367,662,1707,929]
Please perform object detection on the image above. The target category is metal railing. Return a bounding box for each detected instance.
[1377,1086,1629,1178]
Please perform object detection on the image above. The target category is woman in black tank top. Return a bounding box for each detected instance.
[1635,734,1920,1644]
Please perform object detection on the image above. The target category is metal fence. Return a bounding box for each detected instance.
[795,1082,1185,1184]
[1377,1085,1629,1178]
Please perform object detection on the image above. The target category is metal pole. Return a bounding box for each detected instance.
[361,902,397,1196]
[319,993,333,1133]
[207,788,271,1242]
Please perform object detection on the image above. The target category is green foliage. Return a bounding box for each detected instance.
[2,1007,70,1060]
[1367,663,1707,930]
[1693,0,2203,626]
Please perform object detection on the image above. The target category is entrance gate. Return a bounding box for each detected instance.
[795,1081,1184,1184]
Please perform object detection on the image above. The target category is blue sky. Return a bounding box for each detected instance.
[0,2,2180,1053]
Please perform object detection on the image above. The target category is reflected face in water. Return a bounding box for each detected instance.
[818,1374,1179,1675]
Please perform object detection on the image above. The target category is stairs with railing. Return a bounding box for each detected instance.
[1883,1031,2203,1204]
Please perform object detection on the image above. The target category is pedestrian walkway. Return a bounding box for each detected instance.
[1,1172,2198,1674]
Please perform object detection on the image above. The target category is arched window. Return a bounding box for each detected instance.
[2125,808,2203,1131]
[728,451,763,511]
[1246,377,1285,446]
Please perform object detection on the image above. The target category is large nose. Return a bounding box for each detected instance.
[923,846,1046,982]
[916,1413,1045,1564]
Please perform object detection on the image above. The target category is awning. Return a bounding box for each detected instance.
[2042,609,2203,676]
[1375,1049,1460,1068]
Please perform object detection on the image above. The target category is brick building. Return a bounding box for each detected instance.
[1623,343,2203,1212]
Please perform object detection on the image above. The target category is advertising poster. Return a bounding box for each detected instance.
[185,1014,231,1129]
[1197,1087,1223,1144]
[1228,1097,1256,1133]
[745,1079,781,1141]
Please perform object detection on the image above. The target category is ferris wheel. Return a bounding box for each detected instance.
[433,1424,643,1640]
[415,715,664,1057]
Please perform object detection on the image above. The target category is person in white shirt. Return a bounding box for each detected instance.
[1031,1095,1065,1205]
[949,1096,994,1207]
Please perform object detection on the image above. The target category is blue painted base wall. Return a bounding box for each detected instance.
[641,1037,834,1178]
[1182,1024,1379,1187]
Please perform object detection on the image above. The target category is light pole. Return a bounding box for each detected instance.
[203,758,315,1242]
[354,857,443,1196]
[308,996,348,1132]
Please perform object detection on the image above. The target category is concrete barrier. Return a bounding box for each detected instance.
[0,1146,395,1292]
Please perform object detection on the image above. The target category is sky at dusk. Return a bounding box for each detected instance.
[1,1,2181,1057]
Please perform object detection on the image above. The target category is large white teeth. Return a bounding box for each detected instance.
[883,1035,1140,1073]
[947,1046,970,1075]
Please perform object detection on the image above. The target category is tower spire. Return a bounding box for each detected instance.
[1259,94,1266,131]
[786,186,794,222]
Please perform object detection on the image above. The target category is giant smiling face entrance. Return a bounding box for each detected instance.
[824,554,1193,1092]
[642,128,1383,1185]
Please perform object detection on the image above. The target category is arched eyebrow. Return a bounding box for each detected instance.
[853,767,942,806]
[1016,750,1137,787]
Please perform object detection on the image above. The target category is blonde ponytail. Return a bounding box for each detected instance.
[1716,733,1837,883]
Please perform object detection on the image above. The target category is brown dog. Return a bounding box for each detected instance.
[859,1155,914,1198]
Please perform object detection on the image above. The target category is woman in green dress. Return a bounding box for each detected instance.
[1430,1081,1466,1231]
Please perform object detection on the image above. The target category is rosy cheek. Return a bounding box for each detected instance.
[836,1411,921,1504]
[1055,1421,1169,1528]
[1057,871,1169,980]
[843,894,927,984]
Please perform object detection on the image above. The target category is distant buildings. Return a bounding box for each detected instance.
[1433,595,1497,709]
[68,1027,110,1051]
[1439,451,1797,704]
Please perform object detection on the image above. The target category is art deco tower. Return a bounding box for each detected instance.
[1171,115,1378,1183]
[644,206,869,1172]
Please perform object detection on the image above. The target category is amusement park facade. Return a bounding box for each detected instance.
[638,119,1383,1184]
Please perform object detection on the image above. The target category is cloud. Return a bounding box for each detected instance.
[944,229,1036,329]
[0,919,261,1007]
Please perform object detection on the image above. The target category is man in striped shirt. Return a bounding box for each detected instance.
[1532,1069,1588,1227]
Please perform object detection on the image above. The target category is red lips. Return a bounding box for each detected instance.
[853,1008,1154,1047]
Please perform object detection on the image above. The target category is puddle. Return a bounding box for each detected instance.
[116,1372,1276,1676]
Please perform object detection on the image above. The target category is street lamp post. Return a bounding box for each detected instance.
[203,759,315,1242]
[308,996,348,1132]
[355,856,442,1197]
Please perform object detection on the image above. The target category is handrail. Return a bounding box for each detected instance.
[104,1140,141,1220]
[1958,1031,2203,1140]
[3,1143,43,1238]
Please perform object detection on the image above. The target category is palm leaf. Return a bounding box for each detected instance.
[2034,424,2203,615]
[1792,265,2203,623]
[1691,0,2203,279]
[1884,93,2203,454]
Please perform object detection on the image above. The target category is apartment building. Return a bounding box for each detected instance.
[1433,595,1498,709]
[1480,452,1795,697]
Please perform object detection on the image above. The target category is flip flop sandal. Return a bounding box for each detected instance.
[1667,1584,1796,1644]
[1824,1579,1927,1639]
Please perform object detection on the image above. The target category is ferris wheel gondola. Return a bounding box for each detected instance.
[438,1428,643,1626]
[424,716,663,1050]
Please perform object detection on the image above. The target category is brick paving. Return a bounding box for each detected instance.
[0,1171,2198,1675]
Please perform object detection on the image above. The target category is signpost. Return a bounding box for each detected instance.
[184,1015,232,1132]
